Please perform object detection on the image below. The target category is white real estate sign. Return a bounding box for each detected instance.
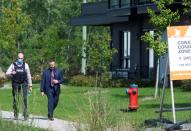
[167,25,191,80]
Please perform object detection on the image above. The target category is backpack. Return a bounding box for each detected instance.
[12,62,27,83]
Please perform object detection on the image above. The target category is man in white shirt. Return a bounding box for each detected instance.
[6,52,32,120]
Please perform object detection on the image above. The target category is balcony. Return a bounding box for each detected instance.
[71,1,129,26]
[108,0,152,9]
[81,1,108,16]
[71,0,156,26]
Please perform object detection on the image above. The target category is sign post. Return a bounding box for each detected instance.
[167,25,191,123]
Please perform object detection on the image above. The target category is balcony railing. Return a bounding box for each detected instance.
[109,0,152,9]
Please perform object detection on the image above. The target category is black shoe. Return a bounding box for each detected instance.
[48,117,54,121]
[24,114,29,121]
[14,116,18,120]
[14,114,18,120]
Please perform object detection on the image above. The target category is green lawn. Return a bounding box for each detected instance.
[0,84,191,128]
[0,119,44,131]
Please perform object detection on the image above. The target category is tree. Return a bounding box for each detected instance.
[141,0,180,98]
[22,0,83,75]
[86,27,117,87]
[0,0,31,71]
[183,0,191,13]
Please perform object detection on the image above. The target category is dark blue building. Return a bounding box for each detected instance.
[71,0,187,80]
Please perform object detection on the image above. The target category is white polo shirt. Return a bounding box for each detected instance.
[6,63,32,86]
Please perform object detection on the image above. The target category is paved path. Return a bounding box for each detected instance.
[0,110,79,131]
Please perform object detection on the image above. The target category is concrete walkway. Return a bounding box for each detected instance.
[0,110,79,131]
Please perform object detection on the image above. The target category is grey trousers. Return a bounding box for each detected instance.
[12,82,28,117]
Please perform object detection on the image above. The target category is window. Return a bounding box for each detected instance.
[123,31,131,69]
[149,30,154,68]
[109,0,152,9]
[110,0,119,8]
[121,0,131,7]
[138,0,152,5]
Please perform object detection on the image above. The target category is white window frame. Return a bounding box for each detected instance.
[149,30,154,68]
[123,31,131,69]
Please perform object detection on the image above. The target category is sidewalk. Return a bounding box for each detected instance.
[0,110,78,131]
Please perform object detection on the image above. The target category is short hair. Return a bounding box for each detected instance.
[18,52,24,58]
[18,52,24,55]
[49,59,55,63]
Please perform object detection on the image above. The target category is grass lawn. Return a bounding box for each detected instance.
[0,84,191,129]
[0,119,45,131]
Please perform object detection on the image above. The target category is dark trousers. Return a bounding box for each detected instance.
[47,86,60,117]
[12,82,28,117]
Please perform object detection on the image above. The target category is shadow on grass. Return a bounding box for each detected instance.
[112,94,154,99]
[180,88,191,92]
[142,103,191,110]
[138,95,154,98]
[112,94,128,99]
[175,103,191,107]
[142,104,168,109]
[66,90,89,94]
[2,117,23,121]
[119,108,138,113]
[31,117,48,120]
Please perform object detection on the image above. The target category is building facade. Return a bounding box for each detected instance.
[71,0,186,80]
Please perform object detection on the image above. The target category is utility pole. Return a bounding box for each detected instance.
[81,0,87,75]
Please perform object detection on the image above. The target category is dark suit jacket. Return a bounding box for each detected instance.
[40,68,64,94]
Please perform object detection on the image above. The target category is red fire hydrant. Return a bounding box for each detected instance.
[126,84,139,111]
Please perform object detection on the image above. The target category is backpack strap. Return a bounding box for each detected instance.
[13,62,25,71]
[22,62,25,71]
[13,62,17,66]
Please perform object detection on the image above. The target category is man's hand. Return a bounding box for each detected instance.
[12,71,16,75]
[41,92,45,96]
[53,79,59,84]
[28,86,32,92]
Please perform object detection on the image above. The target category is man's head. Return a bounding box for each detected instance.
[49,60,56,69]
[18,52,24,60]
[16,52,24,65]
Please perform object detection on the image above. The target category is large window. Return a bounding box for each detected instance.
[123,31,131,69]
[149,30,154,68]
[121,0,131,7]
[110,0,119,8]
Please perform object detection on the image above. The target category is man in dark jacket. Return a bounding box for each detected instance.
[40,60,64,121]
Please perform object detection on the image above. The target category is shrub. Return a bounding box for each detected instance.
[108,78,129,87]
[68,74,126,88]
[108,78,155,88]
[0,78,7,88]
[69,74,155,88]
[180,80,191,90]
[75,88,136,131]
[32,74,41,83]
[69,75,95,87]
